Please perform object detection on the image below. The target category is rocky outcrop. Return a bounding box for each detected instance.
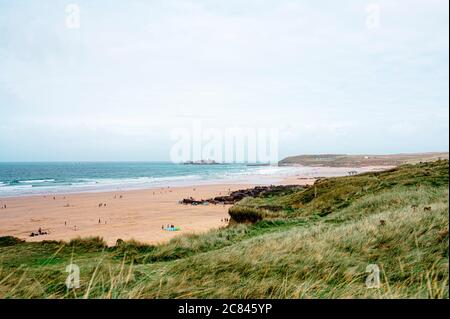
[179,185,304,206]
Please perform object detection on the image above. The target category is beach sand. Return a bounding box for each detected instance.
[0,181,307,246]
[0,166,387,246]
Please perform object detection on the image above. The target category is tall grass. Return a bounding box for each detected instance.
[0,161,448,298]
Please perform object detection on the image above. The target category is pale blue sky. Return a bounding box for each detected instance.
[0,0,448,161]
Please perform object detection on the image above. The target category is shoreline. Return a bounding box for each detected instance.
[0,165,391,199]
[0,177,263,200]
[0,166,391,246]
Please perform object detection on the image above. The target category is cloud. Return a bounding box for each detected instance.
[0,0,448,160]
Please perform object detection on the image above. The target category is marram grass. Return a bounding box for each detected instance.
[0,160,448,298]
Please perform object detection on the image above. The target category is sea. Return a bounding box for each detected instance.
[0,162,305,198]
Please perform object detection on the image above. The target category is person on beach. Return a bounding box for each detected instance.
[98,219,101,224]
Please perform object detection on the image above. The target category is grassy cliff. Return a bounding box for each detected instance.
[0,160,448,298]
[278,152,449,167]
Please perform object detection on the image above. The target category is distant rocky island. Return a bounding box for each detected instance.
[182,159,220,165]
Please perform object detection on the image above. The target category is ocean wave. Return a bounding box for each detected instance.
[0,164,308,197]
[1,184,33,190]
[214,166,305,178]
[7,179,21,185]
[32,183,73,188]
[78,175,202,186]
[3,179,58,186]
[21,179,56,184]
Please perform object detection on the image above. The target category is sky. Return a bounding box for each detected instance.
[0,0,448,161]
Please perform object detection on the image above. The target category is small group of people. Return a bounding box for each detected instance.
[221,218,229,222]
[162,224,175,229]
[29,227,48,237]
[114,195,123,199]
[98,203,107,207]
[0,204,6,209]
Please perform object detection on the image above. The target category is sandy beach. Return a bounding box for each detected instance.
[0,166,386,246]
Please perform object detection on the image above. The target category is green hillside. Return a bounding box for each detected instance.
[0,160,448,298]
[278,152,449,167]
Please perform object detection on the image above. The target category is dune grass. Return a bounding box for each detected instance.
[0,160,448,298]
[230,160,448,220]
